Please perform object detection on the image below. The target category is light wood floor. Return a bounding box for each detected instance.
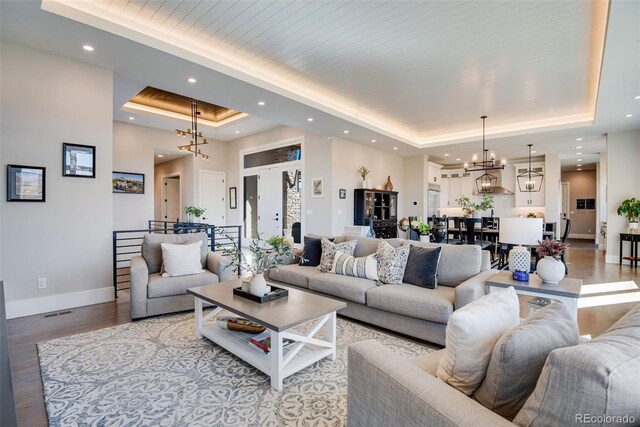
[7,245,640,427]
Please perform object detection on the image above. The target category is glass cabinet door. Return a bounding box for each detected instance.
[365,192,374,222]
[390,194,397,219]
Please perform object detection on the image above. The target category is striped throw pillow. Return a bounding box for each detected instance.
[160,241,204,277]
[330,250,378,281]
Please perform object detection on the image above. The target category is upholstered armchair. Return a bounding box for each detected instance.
[130,232,233,319]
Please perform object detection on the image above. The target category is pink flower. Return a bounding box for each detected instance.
[535,239,568,260]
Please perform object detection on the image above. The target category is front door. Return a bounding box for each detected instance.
[199,170,225,225]
[258,168,283,238]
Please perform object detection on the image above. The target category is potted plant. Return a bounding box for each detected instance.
[410,217,432,242]
[218,233,293,297]
[616,197,640,230]
[535,239,569,283]
[357,166,370,189]
[456,194,494,218]
[184,206,206,223]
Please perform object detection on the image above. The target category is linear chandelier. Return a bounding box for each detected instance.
[464,115,505,194]
[517,144,544,192]
[176,99,210,161]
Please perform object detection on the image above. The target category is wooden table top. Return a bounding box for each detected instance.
[486,271,582,298]
[187,280,347,332]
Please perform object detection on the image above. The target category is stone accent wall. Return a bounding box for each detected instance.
[283,170,302,230]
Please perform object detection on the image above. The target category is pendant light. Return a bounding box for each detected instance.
[176,99,210,161]
[517,144,543,192]
[464,116,506,193]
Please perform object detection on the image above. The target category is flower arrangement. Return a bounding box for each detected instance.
[218,232,293,276]
[410,217,432,235]
[535,239,568,260]
[456,194,494,217]
[184,206,206,218]
[357,166,370,181]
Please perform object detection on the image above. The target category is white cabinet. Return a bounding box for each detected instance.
[514,163,545,207]
[440,172,450,207]
[460,172,473,198]
[427,162,442,185]
[448,171,462,206]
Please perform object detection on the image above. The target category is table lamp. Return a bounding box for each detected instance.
[499,218,543,273]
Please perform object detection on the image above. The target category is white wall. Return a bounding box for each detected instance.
[402,155,427,219]
[113,121,227,229]
[544,153,561,227]
[331,137,404,235]
[226,126,333,236]
[154,156,193,221]
[605,130,640,263]
[1,42,114,317]
[597,152,607,248]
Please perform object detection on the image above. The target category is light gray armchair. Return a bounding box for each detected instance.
[130,232,233,319]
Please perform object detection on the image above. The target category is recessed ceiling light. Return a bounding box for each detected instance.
[187,77,196,83]
[444,153,450,157]
[576,146,583,149]
[157,154,164,158]
[577,158,583,162]
[307,117,314,122]
[625,114,633,118]
[82,45,94,51]
[577,164,582,167]
[129,116,135,120]
[257,101,265,106]
[455,158,461,161]
[343,130,349,134]
[235,130,240,134]
[531,150,537,154]
[634,95,640,100]
[393,147,398,150]
[371,139,376,143]
[576,138,583,141]
[576,152,582,155]
[577,168,582,171]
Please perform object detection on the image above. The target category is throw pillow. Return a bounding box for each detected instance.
[330,250,378,281]
[402,245,442,289]
[376,240,411,285]
[299,236,326,267]
[473,301,580,420]
[160,241,204,277]
[437,287,519,395]
[317,237,357,272]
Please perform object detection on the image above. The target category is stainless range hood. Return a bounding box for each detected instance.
[473,166,515,195]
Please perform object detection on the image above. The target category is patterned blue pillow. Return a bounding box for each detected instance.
[376,240,410,285]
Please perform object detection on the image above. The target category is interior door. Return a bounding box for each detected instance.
[163,176,181,222]
[561,182,570,236]
[199,170,225,225]
[257,168,283,238]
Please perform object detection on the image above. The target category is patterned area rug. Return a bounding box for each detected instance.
[38,311,433,426]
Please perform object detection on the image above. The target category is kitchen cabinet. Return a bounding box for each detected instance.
[440,172,450,207]
[440,170,473,207]
[427,162,442,185]
[514,163,545,207]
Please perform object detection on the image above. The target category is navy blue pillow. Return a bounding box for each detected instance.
[299,236,333,267]
[402,245,442,289]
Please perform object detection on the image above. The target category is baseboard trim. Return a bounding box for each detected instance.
[5,287,114,319]
[568,233,596,240]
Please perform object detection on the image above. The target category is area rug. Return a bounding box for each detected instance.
[38,311,433,426]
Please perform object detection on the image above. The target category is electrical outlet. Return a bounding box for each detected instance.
[37,277,47,290]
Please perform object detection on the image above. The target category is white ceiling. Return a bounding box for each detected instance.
[0,0,638,161]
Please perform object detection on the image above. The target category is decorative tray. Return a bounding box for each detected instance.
[233,285,289,303]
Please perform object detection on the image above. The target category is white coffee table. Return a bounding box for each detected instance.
[486,271,582,321]
[187,280,346,390]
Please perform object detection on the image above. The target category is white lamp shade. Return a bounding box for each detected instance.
[499,218,543,246]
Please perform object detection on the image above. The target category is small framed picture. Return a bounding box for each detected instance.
[339,188,346,199]
[7,165,46,202]
[112,172,145,194]
[229,186,237,209]
[312,178,324,198]
[63,143,96,178]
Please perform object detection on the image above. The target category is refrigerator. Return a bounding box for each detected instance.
[427,188,440,217]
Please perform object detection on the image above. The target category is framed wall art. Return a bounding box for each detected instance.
[229,187,237,209]
[7,165,46,202]
[312,178,324,198]
[112,172,145,194]
[63,143,95,178]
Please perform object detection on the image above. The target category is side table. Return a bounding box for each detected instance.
[486,271,582,322]
[619,233,640,269]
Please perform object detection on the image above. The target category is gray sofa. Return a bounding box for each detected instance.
[347,303,640,427]
[130,232,233,319]
[267,235,499,345]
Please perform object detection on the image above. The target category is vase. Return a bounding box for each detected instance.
[472,211,481,219]
[629,221,639,231]
[384,176,393,191]
[537,256,565,283]
[508,246,531,273]
[249,273,270,297]
[283,228,294,248]
[419,234,431,243]
[361,179,367,189]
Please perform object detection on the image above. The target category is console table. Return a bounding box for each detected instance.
[619,233,640,268]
